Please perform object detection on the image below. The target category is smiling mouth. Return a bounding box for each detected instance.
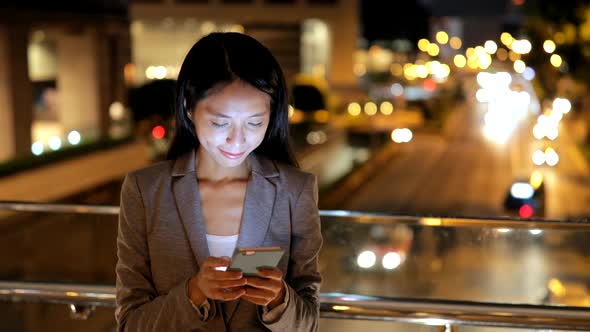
[219,149,245,159]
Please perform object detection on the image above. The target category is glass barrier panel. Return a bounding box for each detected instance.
[320,215,590,308]
[0,302,116,332]
[0,211,118,284]
[320,319,544,332]
[1,209,589,331]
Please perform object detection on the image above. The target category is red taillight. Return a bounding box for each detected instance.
[152,125,166,139]
[423,79,436,92]
[519,204,534,218]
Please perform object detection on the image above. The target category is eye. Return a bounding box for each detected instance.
[211,122,229,128]
[248,122,263,127]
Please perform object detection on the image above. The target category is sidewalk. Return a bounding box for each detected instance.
[0,141,151,202]
[0,132,348,203]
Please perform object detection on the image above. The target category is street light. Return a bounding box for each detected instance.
[427,43,440,56]
[500,32,514,46]
[514,60,526,73]
[484,40,498,54]
[450,36,462,49]
[418,38,430,52]
[550,54,563,68]
[436,31,449,44]
[543,40,556,53]
[454,54,466,68]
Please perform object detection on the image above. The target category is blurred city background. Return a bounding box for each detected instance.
[0,0,589,331]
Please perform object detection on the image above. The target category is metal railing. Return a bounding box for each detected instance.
[2,200,589,229]
[1,281,590,330]
[1,201,590,330]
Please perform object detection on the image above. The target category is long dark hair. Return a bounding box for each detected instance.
[167,32,298,167]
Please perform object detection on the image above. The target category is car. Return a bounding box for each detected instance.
[342,224,413,272]
[288,73,343,149]
[127,79,176,161]
[503,171,546,218]
[289,73,337,126]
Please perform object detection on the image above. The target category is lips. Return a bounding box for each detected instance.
[219,148,245,159]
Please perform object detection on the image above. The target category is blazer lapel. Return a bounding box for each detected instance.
[171,150,210,267]
[237,154,278,249]
[226,153,279,322]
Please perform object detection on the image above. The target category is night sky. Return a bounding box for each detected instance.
[360,0,432,44]
[361,0,510,44]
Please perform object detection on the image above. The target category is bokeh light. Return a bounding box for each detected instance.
[543,40,556,53]
[436,31,449,44]
[550,54,563,67]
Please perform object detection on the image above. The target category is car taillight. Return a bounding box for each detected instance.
[152,125,166,139]
[519,204,534,218]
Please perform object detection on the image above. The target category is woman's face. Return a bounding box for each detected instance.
[192,80,271,169]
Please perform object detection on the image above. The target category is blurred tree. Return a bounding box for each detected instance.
[128,79,176,123]
[522,0,590,99]
[522,0,590,146]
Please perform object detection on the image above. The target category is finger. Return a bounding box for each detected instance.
[256,268,283,280]
[245,277,282,292]
[224,286,245,293]
[211,287,245,301]
[202,269,243,280]
[244,286,275,300]
[241,295,270,306]
[202,257,230,269]
[211,278,247,289]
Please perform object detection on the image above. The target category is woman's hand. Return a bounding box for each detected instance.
[188,256,246,304]
[242,267,286,309]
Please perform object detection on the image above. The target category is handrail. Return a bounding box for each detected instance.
[320,293,590,330]
[0,201,120,215]
[2,201,590,229]
[1,281,589,330]
[0,281,115,307]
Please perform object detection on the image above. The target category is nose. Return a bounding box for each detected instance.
[226,126,246,147]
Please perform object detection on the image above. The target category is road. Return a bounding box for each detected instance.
[338,76,590,220]
[339,105,514,218]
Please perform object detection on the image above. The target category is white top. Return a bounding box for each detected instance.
[206,234,239,271]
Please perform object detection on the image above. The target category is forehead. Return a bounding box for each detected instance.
[198,81,270,115]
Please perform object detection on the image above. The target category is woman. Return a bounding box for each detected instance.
[115,32,322,331]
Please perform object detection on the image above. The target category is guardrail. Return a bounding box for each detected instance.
[2,201,589,229]
[1,281,589,330]
[1,201,590,330]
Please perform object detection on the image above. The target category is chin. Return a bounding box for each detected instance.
[214,155,248,168]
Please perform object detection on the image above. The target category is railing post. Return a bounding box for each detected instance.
[436,324,458,332]
[69,304,96,320]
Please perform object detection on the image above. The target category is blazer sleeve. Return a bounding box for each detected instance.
[261,173,323,331]
[115,173,215,331]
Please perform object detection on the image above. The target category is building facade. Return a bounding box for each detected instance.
[0,2,131,162]
[129,0,358,89]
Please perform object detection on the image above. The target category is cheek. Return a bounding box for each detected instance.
[252,124,269,145]
[248,132,264,146]
[196,124,225,146]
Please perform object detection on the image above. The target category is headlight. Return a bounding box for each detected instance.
[382,252,402,270]
[510,182,534,199]
[357,250,376,268]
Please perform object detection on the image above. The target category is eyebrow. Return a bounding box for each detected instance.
[209,110,268,118]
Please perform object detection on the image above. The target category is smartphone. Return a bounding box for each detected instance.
[228,246,285,277]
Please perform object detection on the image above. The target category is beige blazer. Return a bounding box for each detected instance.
[115,150,322,331]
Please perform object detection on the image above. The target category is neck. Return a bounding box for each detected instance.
[196,148,250,182]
